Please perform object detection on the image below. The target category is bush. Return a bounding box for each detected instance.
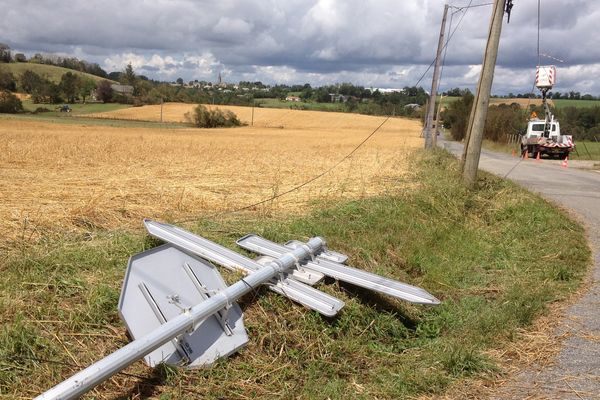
[185,104,242,128]
[0,90,23,113]
[442,92,474,141]
[484,103,526,141]
[442,95,526,143]
[0,69,16,91]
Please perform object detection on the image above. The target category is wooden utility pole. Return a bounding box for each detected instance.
[462,0,506,187]
[424,4,449,149]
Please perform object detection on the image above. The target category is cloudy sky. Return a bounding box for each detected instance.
[1,0,599,94]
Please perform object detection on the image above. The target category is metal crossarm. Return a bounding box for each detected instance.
[37,220,440,400]
[236,234,441,305]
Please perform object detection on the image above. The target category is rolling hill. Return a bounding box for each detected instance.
[1,62,114,84]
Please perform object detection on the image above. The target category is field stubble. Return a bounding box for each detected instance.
[0,106,422,246]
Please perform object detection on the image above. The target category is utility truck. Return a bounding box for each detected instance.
[521,66,574,159]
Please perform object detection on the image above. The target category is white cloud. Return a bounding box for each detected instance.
[1,0,599,93]
[213,17,254,36]
[464,65,482,81]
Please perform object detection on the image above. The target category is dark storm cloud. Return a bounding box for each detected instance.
[0,0,598,93]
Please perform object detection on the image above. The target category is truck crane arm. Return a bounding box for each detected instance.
[535,66,556,138]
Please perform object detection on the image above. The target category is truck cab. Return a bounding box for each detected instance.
[525,119,560,139]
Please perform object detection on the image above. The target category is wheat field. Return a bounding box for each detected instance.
[1,106,422,245]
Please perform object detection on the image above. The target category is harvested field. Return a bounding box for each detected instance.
[0,108,422,246]
[86,102,384,130]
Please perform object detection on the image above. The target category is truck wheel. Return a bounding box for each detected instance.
[527,145,534,158]
[521,146,527,158]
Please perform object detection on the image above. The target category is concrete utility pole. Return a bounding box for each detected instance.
[461,0,507,187]
[424,4,449,149]
[434,94,444,139]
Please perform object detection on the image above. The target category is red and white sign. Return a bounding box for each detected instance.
[536,65,556,88]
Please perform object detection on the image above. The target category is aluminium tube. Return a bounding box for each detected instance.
[37,237,325,400]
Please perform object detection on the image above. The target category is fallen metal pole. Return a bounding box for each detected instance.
[37,237,326,400]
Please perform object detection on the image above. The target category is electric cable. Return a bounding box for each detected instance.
[171,0,486,225]
[508,0,542,177]
[172,115,391,224]
[414,0,476,88]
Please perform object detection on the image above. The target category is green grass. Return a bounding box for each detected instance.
[257,98,347,112]
[481,139,518,155]
[481,139,600,162]
[0,151,590,399]
[438,96,461,105]
[1,63,114,84]
[552,99,600,109]
[20,99,129,115]
[572,141,600,160]
[5,100,192,129]
[0,113,190,130]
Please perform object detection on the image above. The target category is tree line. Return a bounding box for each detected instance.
[0,45,108,79]
[442,92,600,143]
[444,87,599,101]
[0,68,96,104]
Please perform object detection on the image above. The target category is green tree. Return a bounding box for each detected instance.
[60,72,80,103]
[96,80,113,103]
[0,68,17,91]
[20,70,44,94]
[441,91,474,141]
[20,70,59,103]
[0,43,11,63]
[46,82,63,103]
[79,79,96,103]
[123,63,136,85]
[0,90,23,113]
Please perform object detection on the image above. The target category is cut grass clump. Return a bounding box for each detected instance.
[0,150,590,398]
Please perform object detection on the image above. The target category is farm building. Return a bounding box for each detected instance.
[111,84,134,95]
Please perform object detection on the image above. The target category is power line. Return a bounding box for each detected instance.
[537,0,541,67]
[435,4,457,102]
[508,0,541,177]
[453,1,494,11]
[174,0,488,225]
[524,0,542,112]
[414,0,476,88]
[172,114,392,224]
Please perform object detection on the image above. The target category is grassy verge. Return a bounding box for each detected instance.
[481,139,518,155]
[0,151,590,399]
[574,141,600,160]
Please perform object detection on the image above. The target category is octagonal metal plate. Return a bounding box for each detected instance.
[118,244,248,368]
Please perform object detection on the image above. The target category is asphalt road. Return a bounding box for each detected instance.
[440,139,600,399]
